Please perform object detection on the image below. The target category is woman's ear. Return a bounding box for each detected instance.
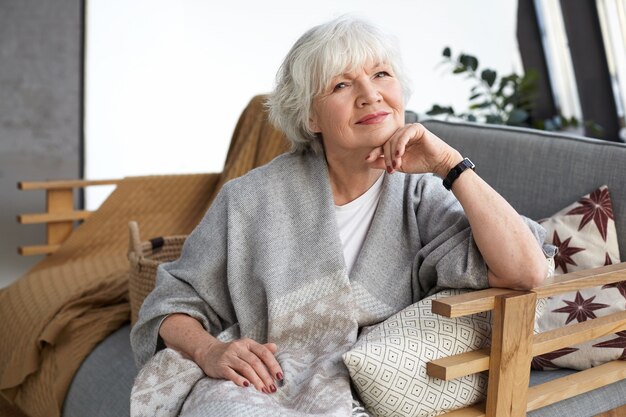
[308,104,322,133]
[308,115,321,133]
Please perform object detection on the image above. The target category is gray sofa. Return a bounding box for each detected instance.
[62,119,626,417]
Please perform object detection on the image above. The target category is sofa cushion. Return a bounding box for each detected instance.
[533,185,624,370]
[62,325,136,417]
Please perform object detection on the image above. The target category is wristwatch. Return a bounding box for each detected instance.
[442,157,475,190]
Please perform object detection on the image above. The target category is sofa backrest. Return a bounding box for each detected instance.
[423,119,626,255]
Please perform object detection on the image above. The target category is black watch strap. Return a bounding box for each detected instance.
[442,157,475,190]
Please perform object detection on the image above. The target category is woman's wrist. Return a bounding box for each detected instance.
[434,150,464,179]
[193,339,221,367]
[159,313,218,366]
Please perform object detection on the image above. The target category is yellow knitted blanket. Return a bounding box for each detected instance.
[0,95,290,417]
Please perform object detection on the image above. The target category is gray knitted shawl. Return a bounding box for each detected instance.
[131,151,547,416]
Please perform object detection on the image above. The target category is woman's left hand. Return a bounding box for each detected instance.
[365,123,462,177]
[365,123,547,290]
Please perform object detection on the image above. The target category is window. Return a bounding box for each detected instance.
[596,0,626,141]
[534,0,583,126]
[524,0,624,141]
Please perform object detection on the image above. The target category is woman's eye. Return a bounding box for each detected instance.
[333,82,348,91]
[375,71,390,78]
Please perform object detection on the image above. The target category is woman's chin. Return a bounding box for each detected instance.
[364,129,398,148]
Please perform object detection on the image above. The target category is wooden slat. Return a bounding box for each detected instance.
[441,403,486,416]
[526,360,626,412]
[18,244,61,256]
[424,308,626,380]
[533,262,626,299]
[486,292,536,417]
[17,210,92,225]
[428,310,626,387]
[18,178,120,190]
[431,288,517,318]
[427,348,490,380]
[532,310,626,356]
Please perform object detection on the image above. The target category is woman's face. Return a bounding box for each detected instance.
[309,61,405,158]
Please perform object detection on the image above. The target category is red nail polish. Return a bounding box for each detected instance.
[386,166,392,173]
[243,381,249,387]
[396,150,400,157]
[277,372,283,380]
[392,160,396,168]
[270,384,277,393]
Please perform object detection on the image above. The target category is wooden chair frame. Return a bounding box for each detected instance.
[17,180,626,416]
[429,262,626,417]
[17,179,120,256]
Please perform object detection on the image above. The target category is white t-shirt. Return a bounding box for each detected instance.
[334,174,385,275]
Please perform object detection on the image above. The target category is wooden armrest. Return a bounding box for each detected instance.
[432,262,626,319]
[18,179,120,190]
[533,262,626,298]
[432,288,518,318]
[17,178,122,255]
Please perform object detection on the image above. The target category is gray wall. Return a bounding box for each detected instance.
[0,0,82,287]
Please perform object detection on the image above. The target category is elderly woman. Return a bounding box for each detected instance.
[131,16,549,416]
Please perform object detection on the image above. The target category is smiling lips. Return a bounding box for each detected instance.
[356,111,389,125]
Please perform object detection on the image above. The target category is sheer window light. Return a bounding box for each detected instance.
[534,0,583,126]
[596,0,626,141]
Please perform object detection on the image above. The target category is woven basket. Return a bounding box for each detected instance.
[127,221,187,325]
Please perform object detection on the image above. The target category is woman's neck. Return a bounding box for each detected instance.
[325,152,384,206]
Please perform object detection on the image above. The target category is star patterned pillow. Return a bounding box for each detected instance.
[533,185,624,370]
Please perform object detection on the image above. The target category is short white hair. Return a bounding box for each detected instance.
[267,15,412,153]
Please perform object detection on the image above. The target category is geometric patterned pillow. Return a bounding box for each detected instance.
[343,289,491,417]
[533,185,624,370]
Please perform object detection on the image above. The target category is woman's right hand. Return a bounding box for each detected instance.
[159,314,283,394]
[195,338,283,393]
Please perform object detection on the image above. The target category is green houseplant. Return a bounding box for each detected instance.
[426,47,602,135]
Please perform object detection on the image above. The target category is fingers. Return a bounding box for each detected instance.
[390,131,410,172]
[209,338,283,394]
[365,147,386,170]
[228,354,272,392]
[221,365,251,388]
[366,123,430,174]
[264,342,278,354]
[386,123,420,173]
[262,342,284,381]
[246,342,283,390]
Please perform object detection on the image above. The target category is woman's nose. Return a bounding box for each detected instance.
[356,81,382,107]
